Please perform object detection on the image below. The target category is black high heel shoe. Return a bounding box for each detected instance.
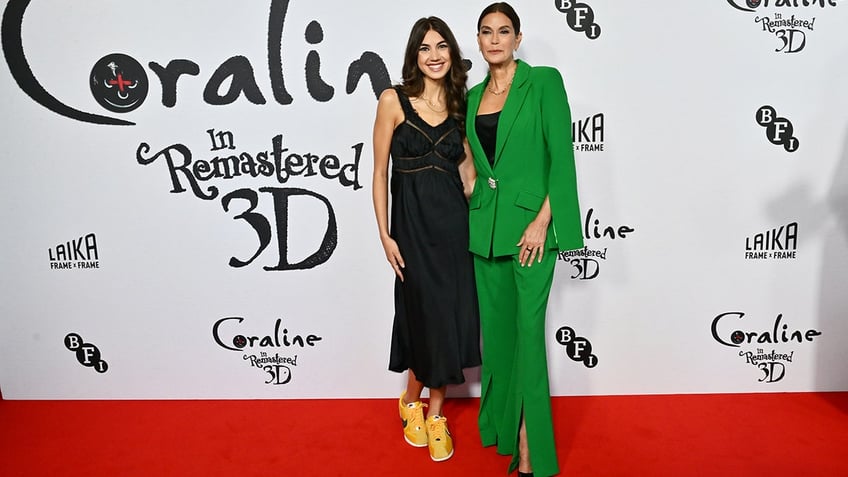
[518,472,534,477]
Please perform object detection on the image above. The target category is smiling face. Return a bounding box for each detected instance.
[477,12,522,67]
[417,29,452,82]
[89,53,148,113]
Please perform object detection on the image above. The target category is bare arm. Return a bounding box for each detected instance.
[372,88,406,281]
[459,139,477,200]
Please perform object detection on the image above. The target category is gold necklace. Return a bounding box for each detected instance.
[487,81,512,95]
[488,63,517,96]
[417,95,447,113]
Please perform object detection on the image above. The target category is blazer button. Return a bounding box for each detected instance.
[487,177,498,189]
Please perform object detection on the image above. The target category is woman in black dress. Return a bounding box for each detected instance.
[371,16,480,463]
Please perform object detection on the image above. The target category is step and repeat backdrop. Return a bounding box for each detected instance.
[1,0,846,399]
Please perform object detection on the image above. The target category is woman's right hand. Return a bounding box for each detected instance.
[381,236,405,281]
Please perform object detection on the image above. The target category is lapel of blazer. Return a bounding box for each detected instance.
[494,60,531,168]
[466,83,494,178]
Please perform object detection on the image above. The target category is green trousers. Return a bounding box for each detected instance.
[473,251,559,477]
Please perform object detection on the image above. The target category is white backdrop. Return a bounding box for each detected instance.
[1,0,846,399]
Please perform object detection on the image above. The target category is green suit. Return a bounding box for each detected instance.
[466,60,583,477]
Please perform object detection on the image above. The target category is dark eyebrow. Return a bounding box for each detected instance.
[420,40,449,48]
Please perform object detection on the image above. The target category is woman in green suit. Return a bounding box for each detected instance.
[466,3,584,476]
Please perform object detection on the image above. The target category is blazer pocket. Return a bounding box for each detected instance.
[514,190,545,212]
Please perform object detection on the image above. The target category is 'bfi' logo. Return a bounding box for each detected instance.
[64,333,109,373]
[756,105,799,152]
[554,1,601,39]
[556,326,598,368]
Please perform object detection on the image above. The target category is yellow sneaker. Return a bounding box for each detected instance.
[398,391,428,447]
[426,415,454,462]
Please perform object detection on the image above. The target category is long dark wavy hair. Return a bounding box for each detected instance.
[399,17,467,129]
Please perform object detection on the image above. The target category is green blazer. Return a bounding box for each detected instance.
[466,60,584,258]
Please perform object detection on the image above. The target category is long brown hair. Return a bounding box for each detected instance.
[399,17,467,129]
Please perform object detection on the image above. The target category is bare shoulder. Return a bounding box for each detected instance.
[378,87,401,107]
[375,87,404,128]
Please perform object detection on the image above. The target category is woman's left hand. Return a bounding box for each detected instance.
[517,218,549,267]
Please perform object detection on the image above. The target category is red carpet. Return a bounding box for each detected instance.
[1,392,846,476]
